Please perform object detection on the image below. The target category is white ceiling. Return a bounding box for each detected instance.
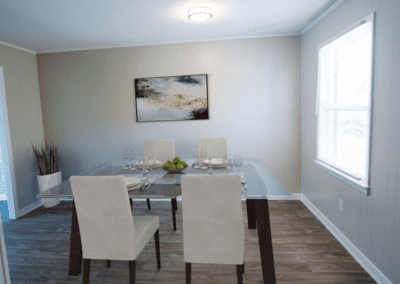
[0,0,340,54]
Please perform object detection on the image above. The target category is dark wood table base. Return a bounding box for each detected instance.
[68,201,82,276]
[252,199,276,284]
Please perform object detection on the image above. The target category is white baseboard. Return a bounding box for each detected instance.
[301,195,393,284]
[16,199,43,218]
[290,193,302,200]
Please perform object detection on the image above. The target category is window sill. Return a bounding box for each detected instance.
[314,160,370,196]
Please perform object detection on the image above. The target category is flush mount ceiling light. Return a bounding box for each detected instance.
[188,6,213,21]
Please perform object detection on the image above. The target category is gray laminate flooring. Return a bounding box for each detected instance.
[2,200,376,283]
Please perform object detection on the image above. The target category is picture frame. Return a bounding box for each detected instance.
[134,74,209,122]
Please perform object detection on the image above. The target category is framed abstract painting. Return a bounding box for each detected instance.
[134,74,209,122]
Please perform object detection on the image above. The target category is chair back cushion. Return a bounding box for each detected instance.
[181,174,244,264]
[144,139,175,164]
[70,176,137,260]
[197,138,228,160]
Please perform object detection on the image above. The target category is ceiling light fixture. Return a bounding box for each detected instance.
[188,6,212,21]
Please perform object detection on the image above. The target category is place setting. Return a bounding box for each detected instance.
[123,176,143,191]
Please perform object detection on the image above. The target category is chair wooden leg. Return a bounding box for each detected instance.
[174,197,178,211]
[236,264,243,284]
[171,199,177,231]
[185,262,191,284]
[154,229,161,269]
[147,198,151,210]
[83,259,91,284]
[129,260,136,284]
[107,260,111,267]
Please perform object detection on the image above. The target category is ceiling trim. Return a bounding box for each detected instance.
[301,0,345,34]
[0,40,36,54]
[37,33,301,54]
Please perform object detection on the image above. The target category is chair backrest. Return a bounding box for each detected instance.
[70,176,137,260]
[144,139,175,164]
[181,174,244,265]
[197,137,228,160]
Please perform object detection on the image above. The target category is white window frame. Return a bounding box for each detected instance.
[315,13,375,196]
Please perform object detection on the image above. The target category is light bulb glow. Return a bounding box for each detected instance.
[188,6,212,21]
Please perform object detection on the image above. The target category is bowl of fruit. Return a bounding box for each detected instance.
[162,157,188,173]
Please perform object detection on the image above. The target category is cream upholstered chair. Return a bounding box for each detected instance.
[197,137,228,165]
[181,174,245,284]
[143,139,175,212]
[70,176,161,284]
[144,139,175,165]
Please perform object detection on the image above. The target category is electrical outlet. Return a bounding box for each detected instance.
[339,199,343,212]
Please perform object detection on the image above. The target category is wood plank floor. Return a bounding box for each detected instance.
[2,200,376,283]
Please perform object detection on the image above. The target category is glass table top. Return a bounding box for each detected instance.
[37,158,292,199]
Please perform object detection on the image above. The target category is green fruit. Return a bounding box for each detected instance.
[173,157,181,163]
[168,164,177,170]
[163,162,170,167]
[180,161,187,166]
[176,164,184,169]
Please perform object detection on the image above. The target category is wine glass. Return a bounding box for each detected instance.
[122,149,130,168]
[129,149,137,170]
[200,148,208,170]
[233,154,243,174]
[148,157,156,182]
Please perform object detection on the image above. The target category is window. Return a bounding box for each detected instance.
[315,13,374,195]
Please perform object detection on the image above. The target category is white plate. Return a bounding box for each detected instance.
[125,177,141,187]
[212,164,227,168]
[127,181,144,191]
[203,158,225,166]
[138,160,162,166]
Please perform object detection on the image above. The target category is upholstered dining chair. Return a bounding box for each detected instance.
[143,139,175,211]
[70,176,161,284]
[197,137,228,165]
[181,174,245,284]
[144,139,175,165]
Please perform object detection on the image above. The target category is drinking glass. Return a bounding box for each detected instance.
[233,154,243,174]
[139,156,148,178]
[148,157,156,182]
[207,154,213,175]
[200,148,208,170]
[224,154,233,172]
[122,149,130,168]
[191,149,199,168]
[129,149,137,169]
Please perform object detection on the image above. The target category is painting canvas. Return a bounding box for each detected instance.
[134,74,209,122]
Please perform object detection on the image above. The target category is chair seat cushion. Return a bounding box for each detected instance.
[133,215,160,256]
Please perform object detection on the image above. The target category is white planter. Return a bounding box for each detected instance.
[38,170,62,208]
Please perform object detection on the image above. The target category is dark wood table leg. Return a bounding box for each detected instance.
[171,198,177,231]
[254,199,276,284]
[246,199,257,229]
[69,200,83,276]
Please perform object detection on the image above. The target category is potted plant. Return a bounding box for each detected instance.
[32,140,61,208]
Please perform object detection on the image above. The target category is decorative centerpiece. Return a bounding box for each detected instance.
[32,140,62,208]
[162,157,188,173]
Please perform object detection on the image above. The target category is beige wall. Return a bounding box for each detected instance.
[301,0,400,282]
[37,36,302,192]
[0,44,45,212]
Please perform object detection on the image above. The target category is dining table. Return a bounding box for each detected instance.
[37,158,292,284]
